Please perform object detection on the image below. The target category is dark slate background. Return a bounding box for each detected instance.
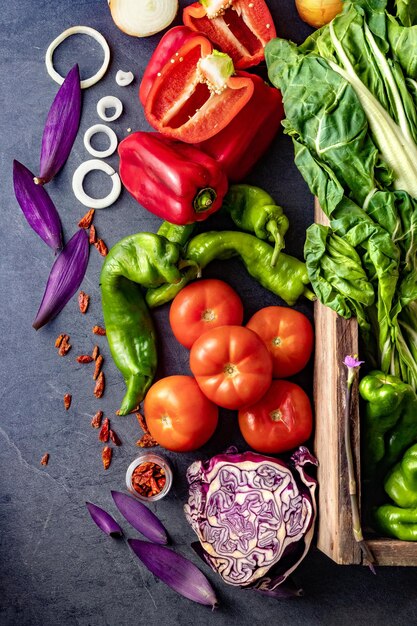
[1,1,417,624]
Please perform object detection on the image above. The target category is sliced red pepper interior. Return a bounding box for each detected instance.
[211,8,262,56]
[150,46,213,130]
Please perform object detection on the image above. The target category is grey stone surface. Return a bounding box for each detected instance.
[1,1,417,625]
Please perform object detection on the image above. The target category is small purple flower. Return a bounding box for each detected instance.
[343,355,364,369]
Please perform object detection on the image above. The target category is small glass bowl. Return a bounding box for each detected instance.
[126,453,173,502]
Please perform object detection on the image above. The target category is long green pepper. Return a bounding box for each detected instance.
[100,233,182,415]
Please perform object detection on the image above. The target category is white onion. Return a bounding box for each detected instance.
[116,70,134,86]
[96,96,123,122]
[108,0,178,38]
[83,124,118,159]
[72,159,121,209]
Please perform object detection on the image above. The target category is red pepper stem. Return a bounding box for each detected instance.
[193,187,217,213]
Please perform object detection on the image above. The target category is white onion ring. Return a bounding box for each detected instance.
[45,26,111,89]
[116,70,134,86]
[83,124,118,158]
[97,96,123,122]
[72,159,121,209]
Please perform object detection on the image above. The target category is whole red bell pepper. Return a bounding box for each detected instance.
[143,33,254,144]
[194,72,284,181]
[139,26,196,106]
[118,132,228,225]
[183,0,276,69]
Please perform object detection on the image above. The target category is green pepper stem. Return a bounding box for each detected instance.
[303,287,317,301]
[345,377,376,572]
[266,221,284,267]
[194,187,217,213]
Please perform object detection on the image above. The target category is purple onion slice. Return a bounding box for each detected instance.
[111,490,169,545]
[86,502,123,538]
[13,160,63,251]
[33,228,89,330]
[128,539,218,608]
[37,64,81,184]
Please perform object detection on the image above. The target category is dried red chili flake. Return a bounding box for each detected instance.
[78,209,95,229]
[136,433,158,448]
[92,325,106,336]
[77,354,94,364]
[94,371,105,398]
[136,412,150,435]
[102,446,112,470]
[40,453,50,466]
[93,354,104,381]
[78,290,90,314]
[109,429,122,446]
[63,393,72,410]
[55,334,65,348]
[91,410,103,429]
[57,334,71,356]
[89,224,97,244]
[94,239,108,257]
[99,417,110,442]
[91,345,100,361]
[131,462,165,497]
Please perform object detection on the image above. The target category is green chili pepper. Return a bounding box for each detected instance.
[359,371,417,484]
[374,504,417,541]
[222,184,289,266]
[100,233,182,415]
[157,221,196,247]
[146,231,315,308]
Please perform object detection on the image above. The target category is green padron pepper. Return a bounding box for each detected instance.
[374,443,417,541]
[100,233,182,415]
[359,371,417,484]
[222,184,289,266]
[146,231,315,308]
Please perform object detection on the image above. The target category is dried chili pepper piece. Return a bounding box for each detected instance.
[89,224,97,244]
[55,333,65,348]
[94,371,105,398]
[57,334,71,355]
[64,393,72,410]
[93,354,104,381]
[92,345,100,361]
[99,417,110,442]
[94,239,108,257]
[77,354,94,363]
[136,412,150,434]
[40,453,50,466]
[91,410,103,428]
[109,429,122,446]
[136,433,158,448]
[78,290,90,314]
[78,209,95,229]
[102,446,112,470]
[92,325,106,336]
[131,461,164,497]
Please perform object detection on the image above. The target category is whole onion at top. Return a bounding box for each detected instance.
[184,446,317,593]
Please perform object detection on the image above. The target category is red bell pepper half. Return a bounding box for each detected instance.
[194,72,284,182]
[139,26,196,106]
[183,0,276,69]
[118,132,228,225]
[144,34,254,144]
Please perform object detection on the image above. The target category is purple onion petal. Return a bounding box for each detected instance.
[38,64,81,184]
[13,160,63,251]
[128,539,218,608]
[86,502,123,538]
[33,228,89,330]
[111,490,169,545]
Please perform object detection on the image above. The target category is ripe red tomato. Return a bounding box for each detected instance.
[169,279,244,349]
[189,325,273,410]
[144,375,218,452]
[246,306,314,378]
[238,380,313,454]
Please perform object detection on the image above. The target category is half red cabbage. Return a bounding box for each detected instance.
[184,446,317,593]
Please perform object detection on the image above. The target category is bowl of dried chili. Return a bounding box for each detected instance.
[126,453,173,502]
